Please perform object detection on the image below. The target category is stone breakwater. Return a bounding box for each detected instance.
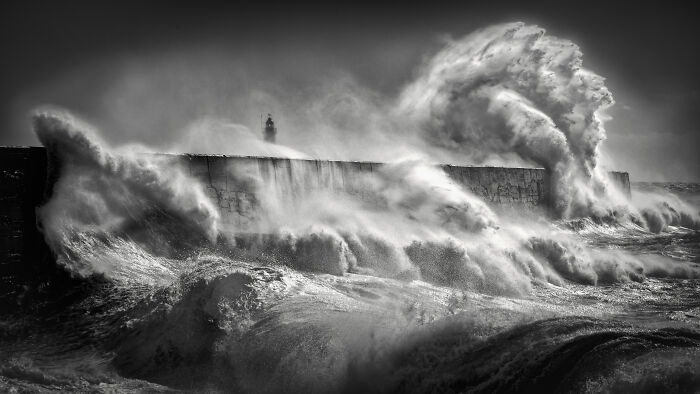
[0,147,53,307]
[0,146,631,308]
[181,155,551,230]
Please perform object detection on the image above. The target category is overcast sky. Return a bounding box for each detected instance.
[2,1,698,181]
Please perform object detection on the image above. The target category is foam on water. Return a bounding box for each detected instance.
[2,109,695,392]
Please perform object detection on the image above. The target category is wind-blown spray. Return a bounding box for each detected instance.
[8,21,700,393]
[34,111,220,278]
[398,22,615,217]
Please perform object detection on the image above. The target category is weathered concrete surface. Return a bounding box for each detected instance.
[178,155,551,231]
[442,164,548,206]
[183,155,386,230]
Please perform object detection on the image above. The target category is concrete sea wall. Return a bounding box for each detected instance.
[0,147,53,307]
[608,171,631,197]
[178,155,550,231]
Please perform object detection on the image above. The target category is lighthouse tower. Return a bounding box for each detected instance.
[264,114,277,143]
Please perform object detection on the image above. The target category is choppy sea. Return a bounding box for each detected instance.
[1,183,699,393]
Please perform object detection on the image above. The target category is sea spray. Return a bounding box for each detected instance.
[394,22,700,235]
[32,105,700,298]
[3,20,699,393]
[221,152,700,289]
[34,111,220,279]
[631,188,700,233]
[397,22,614,217]
[25,21,700,297]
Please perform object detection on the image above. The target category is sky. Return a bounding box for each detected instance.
[2,0,698,181]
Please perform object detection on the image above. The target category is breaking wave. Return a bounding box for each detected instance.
[34,112,220,278]
[397,22,700,233]
[32,110,700,294]
[3,22,700,393]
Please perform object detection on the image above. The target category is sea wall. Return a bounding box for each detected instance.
[0,146,631,308]
[177,155,550,231]
[608,171,631,197]
[0,147,52,307]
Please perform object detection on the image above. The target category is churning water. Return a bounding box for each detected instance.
[2,22,700,393]
[1,114,699,393]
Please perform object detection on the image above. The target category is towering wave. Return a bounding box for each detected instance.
[34,112,220,279]
[398,22,615,217]
[32,109,700,293]
[394,22,700,233]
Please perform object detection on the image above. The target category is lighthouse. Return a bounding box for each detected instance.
[264,114,277,143]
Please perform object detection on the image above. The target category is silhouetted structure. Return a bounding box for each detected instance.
[264,114,276,143]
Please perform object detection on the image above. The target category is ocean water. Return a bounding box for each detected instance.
[5,21,700,392]
[1,179,699,393]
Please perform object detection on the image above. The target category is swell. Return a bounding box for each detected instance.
[3,248,699,393]
[355,317,700,394]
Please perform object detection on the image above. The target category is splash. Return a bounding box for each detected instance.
[398,22,614,217]
[31,109,698,291]
[174,117,309,159]
[28,24,700,290]
[222,156,699,291]
[34,111,220,278]
[631,188,700,233]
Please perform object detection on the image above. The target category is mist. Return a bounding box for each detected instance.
[33,104,700,295]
